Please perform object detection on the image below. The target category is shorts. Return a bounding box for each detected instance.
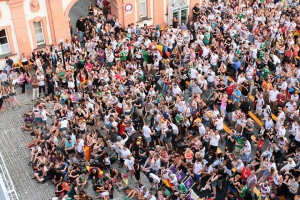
[35,118,42,123]
[228,186,238,193]
[210,145,217,152]
[164,137,172,144]
[12,79,19,85]
[145,136,151,143]
[194,174,201,181]
[22,61,29,66]
[135,108,143,116]
[211,180,217,187]
[42,120,47,125]
[59,127,67,132]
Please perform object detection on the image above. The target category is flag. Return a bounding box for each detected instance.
[184,176,195,190]
[176,170,186,182]
[169,165,177,174]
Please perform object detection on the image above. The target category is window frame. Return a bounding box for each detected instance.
[33,21,45,46]
[139,0,147,18]
[0,29,12,56]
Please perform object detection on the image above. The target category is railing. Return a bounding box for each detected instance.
[0,151,19,200]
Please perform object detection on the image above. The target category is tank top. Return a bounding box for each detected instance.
[22,55,28,62]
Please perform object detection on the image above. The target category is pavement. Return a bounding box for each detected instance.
[0,85,153,200]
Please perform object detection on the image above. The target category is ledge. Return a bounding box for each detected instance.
[0,53,17,61]
[136,17,153,23]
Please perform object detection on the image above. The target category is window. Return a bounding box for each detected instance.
[140,0,147,17]
[33,21,45,45]
[171,0,182,3]
[0,29,11,56]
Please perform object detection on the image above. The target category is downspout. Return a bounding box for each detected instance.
[46,0,56,45]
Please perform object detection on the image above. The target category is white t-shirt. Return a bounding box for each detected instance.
[193,162,202,174]
[41,109,47,121]
[210,134,220,146]
[124,157,135,170]
[76,139,84,153]
[37,75,45,86]
[243,141,251,155]
[142,126,151,138]
[269,90,279,102]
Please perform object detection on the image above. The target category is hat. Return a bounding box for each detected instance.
[123,174,128,178]
[116,136,122,141]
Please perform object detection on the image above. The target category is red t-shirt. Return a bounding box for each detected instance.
[241,167,251,180]
[119,122,126,135]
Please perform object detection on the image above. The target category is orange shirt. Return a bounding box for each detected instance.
[62,182,70,192]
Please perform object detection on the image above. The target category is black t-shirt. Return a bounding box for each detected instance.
[217,168,225,180]
[166,130,173,139]
[48,81,55,90]
[226,159,232,170]
[225,136,235,148]
[226,102,235,112]
[239,101,251,114]
[273,150,282,159]
[136,97,143,109]
[76,20,85,32]
[193,6,199,15]
[237,68,245,76]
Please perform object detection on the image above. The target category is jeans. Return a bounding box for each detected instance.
[60,98,67,106]
[77,31,84,43]
[162,83,169,91]
[32,88,39,100]
[39,85,45,96]
[26,83,32,90]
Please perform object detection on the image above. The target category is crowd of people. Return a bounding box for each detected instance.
[3,0,300,199]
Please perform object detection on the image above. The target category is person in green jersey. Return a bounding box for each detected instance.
[238,180,248,200]
[203,31,211,45]
[234,136,245,157]
[142,49,149,71]
[262,66,270,79]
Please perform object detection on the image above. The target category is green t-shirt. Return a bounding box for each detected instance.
[143,51,149,62]
[120,51,127,61]
[235,136,244,149]
[203,33,210,44]
[239,186,248,197]
[262,68,270,79]
[175,115,183,125]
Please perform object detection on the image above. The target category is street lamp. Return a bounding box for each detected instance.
[60,41,66,70]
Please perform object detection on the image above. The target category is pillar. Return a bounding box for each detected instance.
[153,0,166,27]
[47,0,69,45]
[8,0,31,56]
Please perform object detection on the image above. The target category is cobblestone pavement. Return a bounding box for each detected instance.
[0,87,151,200]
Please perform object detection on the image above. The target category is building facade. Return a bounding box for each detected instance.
[0,0,199,68]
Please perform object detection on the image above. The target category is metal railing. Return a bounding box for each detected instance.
[0,151,19,200]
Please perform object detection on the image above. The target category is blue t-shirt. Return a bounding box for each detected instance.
[65,141,74,149]
[232,89,241,102]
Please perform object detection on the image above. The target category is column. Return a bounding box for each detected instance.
[8,0,31,56]
[47,0,69,45]
[153,0,166,27]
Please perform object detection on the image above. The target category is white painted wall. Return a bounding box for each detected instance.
[0,2,20,69]
[62,0,73,12]
[23,0,53,48]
